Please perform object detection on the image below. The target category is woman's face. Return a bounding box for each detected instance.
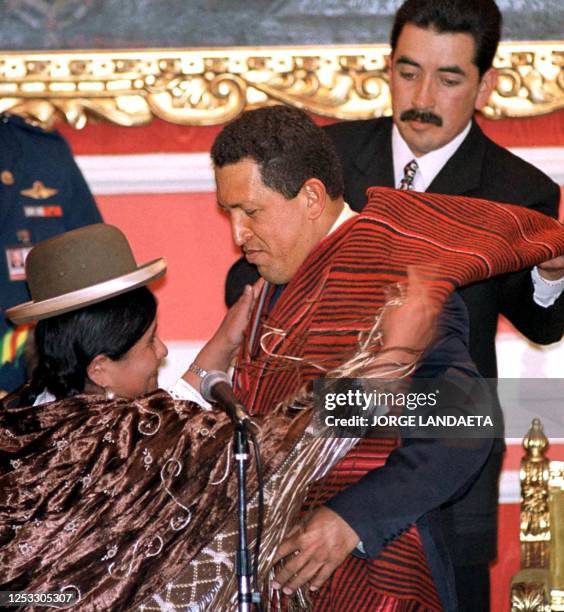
[99,318,168,399]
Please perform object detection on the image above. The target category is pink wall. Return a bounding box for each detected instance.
[97,193,237,341]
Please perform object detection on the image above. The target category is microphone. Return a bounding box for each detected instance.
[201,370,250,424]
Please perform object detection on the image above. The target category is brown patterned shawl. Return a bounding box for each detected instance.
[0,389,320,610]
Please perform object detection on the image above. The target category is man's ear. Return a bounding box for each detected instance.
[86,354,111,388]
[301,178,327,220]
[475,67,497,111]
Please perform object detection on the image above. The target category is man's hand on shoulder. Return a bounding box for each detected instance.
[272,506,360,595]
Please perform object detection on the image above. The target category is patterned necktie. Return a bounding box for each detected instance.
[399,159,418,190]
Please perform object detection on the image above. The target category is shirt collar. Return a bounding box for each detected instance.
[327,201,357,235]
[392,121,472,191]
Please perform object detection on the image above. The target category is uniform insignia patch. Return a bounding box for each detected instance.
[16,229,31,244]
[20,180,59,199]
[5,245,33,281]
[23,205,63,218]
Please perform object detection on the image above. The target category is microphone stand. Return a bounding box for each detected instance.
[232,414,260,611]
[200,371,261,610]
[234,418,252,611]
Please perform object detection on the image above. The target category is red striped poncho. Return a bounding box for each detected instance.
[234,187,564,610]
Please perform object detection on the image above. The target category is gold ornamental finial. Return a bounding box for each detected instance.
[523,418,549,461]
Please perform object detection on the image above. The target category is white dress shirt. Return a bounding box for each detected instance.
[328,201,357,234]
[392,122,471,192]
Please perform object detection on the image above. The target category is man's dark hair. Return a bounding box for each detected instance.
[390,0,502,76]
[211,105,344,199]
[27,287,157,401]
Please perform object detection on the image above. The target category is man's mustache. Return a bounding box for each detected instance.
[400,109,443,127]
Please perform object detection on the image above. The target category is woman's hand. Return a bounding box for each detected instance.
[363,267,443,377]
[212,281,263,357]
[181,281,263,390]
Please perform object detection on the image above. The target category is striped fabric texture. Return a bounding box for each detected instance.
[234,187,564,610]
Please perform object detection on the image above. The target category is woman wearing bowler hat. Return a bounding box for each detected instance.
[0,224,391,610]
[0,224,282,608]
[4,223,255,405]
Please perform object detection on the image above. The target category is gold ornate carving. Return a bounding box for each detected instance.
[522,542,550,572]
[0,42,561,128]
[521,419,551,543]
[511,580,551,612]
[513,422,564,611]
[552,589,564,612]
[551,466,564,600]
[485,43,564,118]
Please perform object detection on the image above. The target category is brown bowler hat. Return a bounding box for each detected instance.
[6,224,166,324]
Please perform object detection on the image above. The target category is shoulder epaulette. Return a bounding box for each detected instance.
[0,113,60,138]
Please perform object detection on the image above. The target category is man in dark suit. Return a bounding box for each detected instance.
[225,1,564,609]
[324,2,563,609]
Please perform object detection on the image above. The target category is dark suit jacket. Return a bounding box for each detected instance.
[324,116,563,564]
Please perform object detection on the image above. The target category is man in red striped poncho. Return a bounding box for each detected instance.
[210,105,564,611]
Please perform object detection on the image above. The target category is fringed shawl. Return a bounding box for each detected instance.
[231,187,564,610]
[0,389,314,610]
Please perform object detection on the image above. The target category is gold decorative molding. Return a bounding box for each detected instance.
[552,589,564,612]
[486,42,564,119]
[0,41,561,128]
